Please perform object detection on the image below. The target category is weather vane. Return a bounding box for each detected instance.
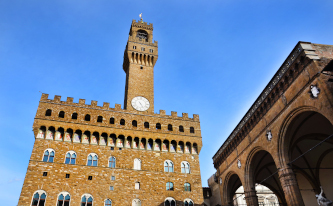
[139,13,143,22]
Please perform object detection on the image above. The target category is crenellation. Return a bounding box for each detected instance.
[182,113,188,119]
[115,104,122,111]
[66,97,73,103]
[79,99,86,105]
[91,100,97,107]
[41,93,49,100]
[193,114,200,121]
[159,110,166,115]
[54,95,61,102]
[171,111,177,117]
[103,102,110,109]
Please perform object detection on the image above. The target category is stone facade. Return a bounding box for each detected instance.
[213,42,333,206]
[18,19,204,206]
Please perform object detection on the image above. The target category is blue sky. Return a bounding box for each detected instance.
[1,0,333,204]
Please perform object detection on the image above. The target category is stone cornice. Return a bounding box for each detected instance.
[212,41,319,163]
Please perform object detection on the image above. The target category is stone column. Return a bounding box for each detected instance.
[279,166,305,206]
[244,189,259,206]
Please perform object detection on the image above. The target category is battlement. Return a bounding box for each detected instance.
[131,19,153,30]
[128,35,158,47]
[40,93,199,122]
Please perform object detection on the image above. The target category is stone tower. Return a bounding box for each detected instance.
[18,19,204,206]
[123,20,158,114]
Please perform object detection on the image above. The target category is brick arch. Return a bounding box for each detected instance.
[277,106,333,167]
[222,171,244,206]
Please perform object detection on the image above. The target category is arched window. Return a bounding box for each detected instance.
[31,190,47,206]
[179,125,184,132]
[120,119,125,125]
[164,197,176,206]
[105,199,112,206]
[81,194,93,206]
[166,182,174,191]
[144,122,149,128]
[87,153,98,166]
[45,109,52,116]
[190,127,195,133]
[109,156,116,168]
[134,158,141,170]
[184,199,194,206]
[59,111,65,118]
[168,124,173,131]
[132,120,137,127]
[184,183,191,191]
[181,161,190,174]
[110,117,115,124]
[84,114,91,121]
[132,199,141,206]
[164,160,174,172]
[42,149,54,162]
[57,192,70,206]
[65,151,76,164]
[97,116,103,123]
[72,113,78,119]
[156,123,161,130]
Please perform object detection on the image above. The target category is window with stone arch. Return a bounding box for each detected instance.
[45,109,52,116]
[168,124,173,131]
[59,111,65,118]
[105,199,112,206]
[31,190,47,206]
[184,183,191,191]
[156,123,161,129]
[81,194,93,206]
[179,125,184,132]
[120,119,125,125]
[166,182,174,191]
[184,198,194,206]
[87,153,98,166]
[144,122,149,128]
[181,161,190,174]
[190,127,195,133]
[42,149,55,162]
[84,114,90,121]
[164,160,174,172]
[109,156,116,168]
[72,112,78,119]
[134,158,141,170]
[164,197,176,206]
[65,151,76,165]
[57,192,70,206]
[132,198,141,206]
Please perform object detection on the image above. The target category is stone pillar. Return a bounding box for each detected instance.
[279,166,305,206]
[244,189,259,206]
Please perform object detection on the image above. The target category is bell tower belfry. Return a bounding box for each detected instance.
[123,19,158,113]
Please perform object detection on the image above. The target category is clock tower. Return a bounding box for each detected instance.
[123,19,158,113]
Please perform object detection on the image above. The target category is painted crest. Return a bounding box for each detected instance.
[310,85,320,98]
[237,159,241,169]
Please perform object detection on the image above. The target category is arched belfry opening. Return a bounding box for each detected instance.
[136,29,148,42]
[281,111,333,205]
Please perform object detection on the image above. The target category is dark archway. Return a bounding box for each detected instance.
[247,149,286,205]
[282,111,333,205]
[223,172,243,206]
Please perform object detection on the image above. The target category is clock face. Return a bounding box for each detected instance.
[131,96,150,111]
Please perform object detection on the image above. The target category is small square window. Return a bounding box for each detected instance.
[111,147,114,150]
[111,176,115,181]
[135,182,140,190]
[119,148,122,151]
[141,47,145,51]
[66,174,70,178]
[88,176,92,180]
[110,186,114,191]
[43,172,47,176]
[149,49,153,53]
[133,46,136,49]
